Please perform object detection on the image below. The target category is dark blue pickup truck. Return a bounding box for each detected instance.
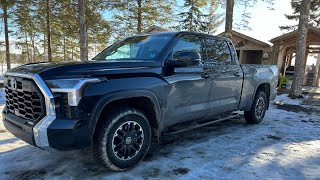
[3,31,278,171]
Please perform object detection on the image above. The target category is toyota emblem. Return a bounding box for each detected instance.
[10,77,17,90]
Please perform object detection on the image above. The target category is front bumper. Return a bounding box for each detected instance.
[3,72,93,151]
[3,109,91,150]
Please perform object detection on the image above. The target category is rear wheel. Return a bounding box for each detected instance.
[244,91,268,124]
[93,107,151,171]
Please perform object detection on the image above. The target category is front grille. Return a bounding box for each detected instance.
[4,76,45,124]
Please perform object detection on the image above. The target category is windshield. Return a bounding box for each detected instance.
[93,34,174,61]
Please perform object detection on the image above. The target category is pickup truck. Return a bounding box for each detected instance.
[3,31,278,171]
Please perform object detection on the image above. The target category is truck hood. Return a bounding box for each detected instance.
[7,61,163,80]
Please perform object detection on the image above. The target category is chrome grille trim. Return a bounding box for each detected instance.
[4,72,56,148]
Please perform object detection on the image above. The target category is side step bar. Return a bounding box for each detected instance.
[163,113,243,135]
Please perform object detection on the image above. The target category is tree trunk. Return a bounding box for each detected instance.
[46,0,52,62]
[3,1,11,70]
[189,8,193,31]
[31,32,35,63]
[25,35,30,63]
[187,2,195,31]
[137,0,142,33]
[43,33,46,59]
[71,46,74,61]
[63,36,66,61]
[289,0,311,98]
[316,56,320,87]
[225,0,234,38]
[79,0,87,61]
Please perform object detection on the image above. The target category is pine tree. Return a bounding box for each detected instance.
[225,0,234,38]
[280,0,320,30]
[110,0,175,40]
[178,0,223,33]
[14,0,38,63]
[79,0,87,61]
[289,0,312,98]
[12,0,110,62]
[0,0,15,69]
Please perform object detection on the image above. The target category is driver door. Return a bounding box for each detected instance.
[164,34,213,126]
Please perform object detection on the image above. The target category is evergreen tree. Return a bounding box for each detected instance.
[225,0,234,38]
[79,0,87,61]
[109,0,175,40]
[280,0,320,30]
[14,0,38,63]
[0,0,15,69]
[11,0,110,62]
[289,0,312,98]
[178,0,223,34]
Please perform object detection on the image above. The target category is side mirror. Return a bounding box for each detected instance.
[167,50,201,67]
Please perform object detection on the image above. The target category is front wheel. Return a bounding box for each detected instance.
[244,91,268,124]
[93,107,151,171]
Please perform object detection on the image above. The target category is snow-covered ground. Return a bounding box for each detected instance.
[0,64,21,76]
[0,91,320,179]
[0,64,21,83]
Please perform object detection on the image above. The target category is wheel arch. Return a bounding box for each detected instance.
[88,90,161,140]
[250,82,271,110]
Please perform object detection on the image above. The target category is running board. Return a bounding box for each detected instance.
[163,113,243,135]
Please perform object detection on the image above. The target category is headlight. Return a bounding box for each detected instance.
[45,78,101,106]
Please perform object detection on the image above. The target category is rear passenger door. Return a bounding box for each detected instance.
[203,37,243,115]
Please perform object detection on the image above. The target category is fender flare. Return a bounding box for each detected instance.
[88,90,161,138]
[247,81,271,110]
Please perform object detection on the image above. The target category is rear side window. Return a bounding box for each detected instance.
[203,38,232,65]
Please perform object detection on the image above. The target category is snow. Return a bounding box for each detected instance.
[273,94,304,105]
[0,91,320,179]
[0,64,21,77]
[0,64,21,84]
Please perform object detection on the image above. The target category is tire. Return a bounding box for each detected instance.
[244,91,268,124]
[93,107,151,171]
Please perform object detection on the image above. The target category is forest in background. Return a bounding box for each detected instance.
[0,0,319,98]
[0,0,226,64]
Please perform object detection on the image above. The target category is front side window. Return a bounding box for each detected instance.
[171,35,202,61]
[203,38,232,65]
[93,34,173,61]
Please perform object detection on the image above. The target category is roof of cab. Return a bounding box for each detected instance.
[135,31,230,41]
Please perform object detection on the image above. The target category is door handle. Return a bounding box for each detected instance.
[234,72,241,77]
[201,72,211,79]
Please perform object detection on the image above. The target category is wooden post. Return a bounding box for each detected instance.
[277,46,286,74]
[239,50,244,64]
[303,50,309,86]
[288,52,293,66]
[316,54,320,87]
[271,44,280,65]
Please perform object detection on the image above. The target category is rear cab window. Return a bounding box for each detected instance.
[202,37,234,66]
